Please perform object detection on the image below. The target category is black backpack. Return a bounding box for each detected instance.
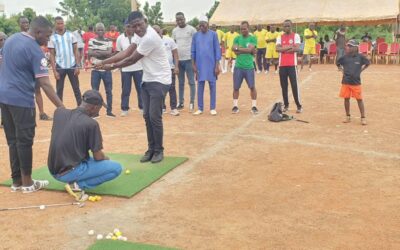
[268,102,292,122]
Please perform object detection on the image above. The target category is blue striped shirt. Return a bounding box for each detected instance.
[48,30,77,69]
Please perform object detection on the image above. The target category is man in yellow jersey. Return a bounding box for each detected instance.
[254,24,268,73]
[211,24,227,73]
[301,23,318,71]
[224,26,239,73]
[265,25,280,74]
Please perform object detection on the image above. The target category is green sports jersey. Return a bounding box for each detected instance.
[233,35,257,69]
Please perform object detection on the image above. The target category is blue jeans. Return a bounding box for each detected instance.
[121,70,143,111]
[178,60,196,105]
[54,157,122,190]
[91,70,113,113]
[198,81,216,111]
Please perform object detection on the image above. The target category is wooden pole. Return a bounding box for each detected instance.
[131,0,138,11]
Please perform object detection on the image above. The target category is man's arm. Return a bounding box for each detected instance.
[73,43,80,75]
[93,150,109,161]
[49,48,60,80]
[172,48,179,74]
[97,43,138,66]
[36,77,64,108]
[102,50,144,70]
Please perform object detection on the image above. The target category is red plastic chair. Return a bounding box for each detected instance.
[315,43,322,63]
[388,43,400,64]
[325,43,337,63]
[376,37,385,45]
[375,42,388,64]
[359,42,369,55]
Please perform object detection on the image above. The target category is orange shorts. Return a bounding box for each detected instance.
[339,84,363,100]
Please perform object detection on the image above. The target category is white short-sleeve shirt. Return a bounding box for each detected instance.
[116,33,143,72]
[133,26,171,85]
[162,36,178,69]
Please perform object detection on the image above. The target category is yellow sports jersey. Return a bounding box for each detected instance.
[224,31,239,50]
[216,29,225,44]
[304,28,318,48]
[254,29,267,49]
[265,31,280,58]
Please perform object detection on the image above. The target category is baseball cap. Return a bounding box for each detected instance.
[346,39,359,47]
[82,90,107,108]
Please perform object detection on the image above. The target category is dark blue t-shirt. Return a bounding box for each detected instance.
[0,32,49,108]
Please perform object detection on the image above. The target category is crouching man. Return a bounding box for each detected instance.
[48,90,122,201]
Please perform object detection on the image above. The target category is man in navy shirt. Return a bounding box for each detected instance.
[0,16,64,193]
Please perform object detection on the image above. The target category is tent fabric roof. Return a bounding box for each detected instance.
[210,0,400,26]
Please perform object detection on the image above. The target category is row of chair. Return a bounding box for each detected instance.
[309,42,400,64]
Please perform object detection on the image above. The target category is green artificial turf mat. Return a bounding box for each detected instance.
[87,240,178,250]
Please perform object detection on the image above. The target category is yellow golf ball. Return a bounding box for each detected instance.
[111,236,117,240]
[125,169,131,175]
[115,231,122,237]
[95,196,102,201]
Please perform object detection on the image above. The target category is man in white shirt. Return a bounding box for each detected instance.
[153,26,180,116]
[116,22,143,116]
[172,12,197,112]
[95,11,171,164]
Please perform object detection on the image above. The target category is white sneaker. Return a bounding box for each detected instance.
[189,103,194,113]
[170,109,180,116]
[256,70,261,74]
[210,110,217,116]
[193,110,203,115]
[265,70,269,74]
[120,110,129,117]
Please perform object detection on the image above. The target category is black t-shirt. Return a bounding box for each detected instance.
[48,107,103,175]
[337,54,370,85]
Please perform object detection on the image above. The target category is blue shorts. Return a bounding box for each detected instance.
[233,68,255,90]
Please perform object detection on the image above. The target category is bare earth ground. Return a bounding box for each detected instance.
[0,65,399,250]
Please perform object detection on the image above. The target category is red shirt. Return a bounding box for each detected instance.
[105,31,120,51]
[278,32,300,67]
[82,32,96,54]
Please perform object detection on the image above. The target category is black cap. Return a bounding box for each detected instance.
[346,39,359,47]
[82,90,107,108]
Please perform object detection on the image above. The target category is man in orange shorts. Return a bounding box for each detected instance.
[337,40,370,125]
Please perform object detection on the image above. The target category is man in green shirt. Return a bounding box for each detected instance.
[232,21,258,114]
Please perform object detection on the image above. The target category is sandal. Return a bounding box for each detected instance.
[21,179,49,193]
[65,184,88,202]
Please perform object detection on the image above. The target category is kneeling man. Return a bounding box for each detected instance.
[48,90,122,201]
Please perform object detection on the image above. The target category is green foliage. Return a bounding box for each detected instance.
[206,1,220,19]
[22,8,37,22]
[188,17,199,29]
[142,1,164,27]
[57,0,130,31]
[0,14,19,35]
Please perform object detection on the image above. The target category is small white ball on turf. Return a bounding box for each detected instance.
[106,235,112,239]
[39,205,46,210]
[88,230,95,236]
[113,228,120,234]
[96,234,103,240]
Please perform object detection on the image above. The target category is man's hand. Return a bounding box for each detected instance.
[54,71,60,80]
[102,64,113,71]
[74,68,80,76]
[173,67,179,75]
[214,65,220,77]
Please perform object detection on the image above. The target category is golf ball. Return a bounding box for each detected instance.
[95,196,102,201]
[125,169,131,175]
[96,234,103,240]
[39,205,46,210]
[122,237,128,241]
[111,236,117,240]
[117,236,123,240]
[113,229,120,234]
[88,230,95,235]
[115,231,122,237]
[105,235,112,239]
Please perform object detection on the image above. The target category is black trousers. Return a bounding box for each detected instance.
[256,48,267,71]
[0,104,36,182]
[56,65,82,106]
[279,66,302,109]
[141,82,170,153]
[163,70,177,110]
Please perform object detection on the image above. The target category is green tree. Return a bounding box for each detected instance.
[21,8,37,22]
[188,17,199,29]
[142,1,164,26]
[0,14,19,35]
[206,1,220,19]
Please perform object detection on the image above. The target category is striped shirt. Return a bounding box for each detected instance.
[48,30,77,69]
[88,37,113,72]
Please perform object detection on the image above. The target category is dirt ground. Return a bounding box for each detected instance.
[0,64,399,250]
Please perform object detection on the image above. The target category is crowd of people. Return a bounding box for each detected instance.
[0,11,370,201]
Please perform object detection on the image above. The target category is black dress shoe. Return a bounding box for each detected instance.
[140,151,153,163]
[151,151,164,163]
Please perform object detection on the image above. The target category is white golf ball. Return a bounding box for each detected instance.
[113,228,120,234]
[122,237,128,241]
[88,230,95,236]
[96,234,103,240]
[39,205,46,210]
[105,235,112,239]
[117,236,123,240]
